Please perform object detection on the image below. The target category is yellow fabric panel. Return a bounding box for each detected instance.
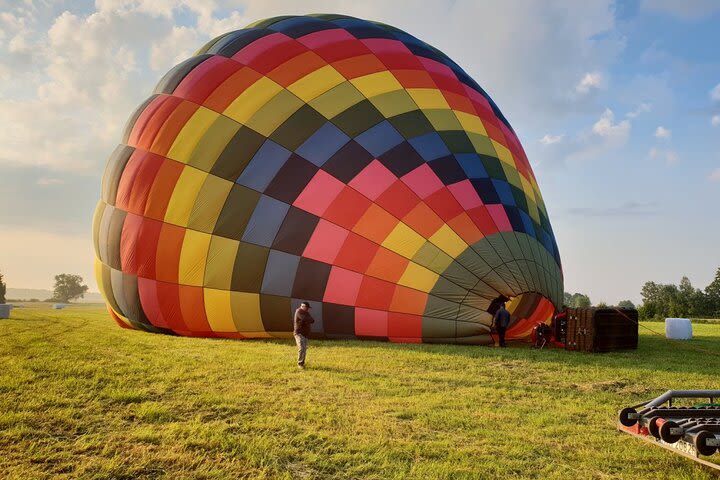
[203,236,239,290]
[230,292,267,335]
[467,132,497,156]
[178,229,211,286]
[398,262,439,292]
[412,242,455,274]
[381,222,426,259]
[167,107,220,164]
[288,65,345,102]
[204,288,236,332]
[223,77,283,124]
[246,89,304,137]
[520,175,536,203]
[492,139,516,167]
[310,81,365,118]
[407,88,450,109]
[370,89,418,117]
[187,115,241,172]
[429,224,468,258]
[350,71,403,98]
[164,167,207,227]
[455,111,487,136]
[526,199,540,224]
[423,109,462,131]
[188,175,233,233]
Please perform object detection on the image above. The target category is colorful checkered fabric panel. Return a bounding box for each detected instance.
[94,14,564,344]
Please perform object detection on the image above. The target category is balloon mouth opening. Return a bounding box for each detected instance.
[487,295,512,315]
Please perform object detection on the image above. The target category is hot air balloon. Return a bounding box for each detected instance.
[93,14,563,345]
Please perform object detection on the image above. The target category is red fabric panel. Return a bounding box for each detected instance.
[442,90,475,115]
[149,100,200,157]
[175,56,243,105]
[402,202,444,238]
[135,217,163,278]
[302,219,349,264]
[332,53,386,79]
[119,213,143,275]
[135,96,184,151]
[128,95,171,148]
[467,205,499,236]
[366,248,409,283]
[137,277,169,329]
[334,233,379,273]
[155,222,185,283]
[267,50,327,86]
[178,285,215,336]
[155,280,189,333]
[203,67,264,112]
[144,159,184,221]
[323,186,373,230]
[308,37,371,63]
[323,266,363,305]
[447,212,484,245]
[115,150,145,210]
[391,69,437,89]
[298,28,355,49]
[425,187,464,221]
[375,180,421,219]
[388,312,422,338]
[354,308,388,337]
[356,276,395,310]
[126,151,165,216]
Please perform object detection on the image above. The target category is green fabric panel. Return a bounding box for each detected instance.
[429,276,469,304]
[211,126,267,181]
[369,89,418,118]
[270,104,327,151]
[231,242,269,293]
[438,130,475,154]
[260,294,292,333]
[331,100,385,137]
[188,115,242,172]
[213,185,260,241]
[423,295,460,320]
[440,260,479,290]
[467,132,497,157]
[188,175,233,233]
[388,110,435,139]
[456,318,491,335]
[421,317,456,338]
[423,108,462,131]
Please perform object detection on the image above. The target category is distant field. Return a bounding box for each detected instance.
[1,306,718,479]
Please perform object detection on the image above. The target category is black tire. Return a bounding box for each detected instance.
[694,431,717,456]
[659,420,682,443]
[648,417,660,438]
[619,407,637,427]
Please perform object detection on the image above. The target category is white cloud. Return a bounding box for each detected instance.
[712,115,720,126]
[36,177,64,186]
[710,168,720,182]
[575,71,605,94]
[641,0,720,19]
[540,134,564,145]
[592,109,631,146]
[626,103,652,118]
[712,83,720,101]
[654,126,671,139]
[649,148,679,164]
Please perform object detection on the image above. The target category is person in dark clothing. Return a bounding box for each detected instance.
[493,303,511,347]
[293,301,315,368]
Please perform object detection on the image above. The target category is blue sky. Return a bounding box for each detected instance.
[0,0,718,305]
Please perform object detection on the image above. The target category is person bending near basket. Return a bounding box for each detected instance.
[493,303,511,347]
[293,301,315,368]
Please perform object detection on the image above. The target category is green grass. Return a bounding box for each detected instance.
[1,305,719,479]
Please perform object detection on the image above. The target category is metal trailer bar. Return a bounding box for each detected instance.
[618,389,720,471]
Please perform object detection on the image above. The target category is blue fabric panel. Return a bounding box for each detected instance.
[296,122,350,166]
[455,153,488,179]
[491,179,515,206]
[236,140,291,191]
[261,250,301,296]
[408,132,451,161]
[354,120,404,158]
[241,195,290,247]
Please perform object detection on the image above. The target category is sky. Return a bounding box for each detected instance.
[0,0,718,305]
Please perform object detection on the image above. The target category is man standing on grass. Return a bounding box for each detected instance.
[293,301,315,368]
[493,302,511,347]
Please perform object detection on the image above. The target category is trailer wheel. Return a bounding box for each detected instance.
[648,417,660,438]
[659,420,682,443]
[694,431,717,456]
[619,407,637,427]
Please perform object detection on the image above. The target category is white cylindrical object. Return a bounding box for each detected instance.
[665,318,692,340]
[52,304,65,310]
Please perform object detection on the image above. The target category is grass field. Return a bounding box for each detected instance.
[1,304,719,479]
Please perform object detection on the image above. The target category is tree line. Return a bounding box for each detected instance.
[0,272,88,304]
[638,268,720,320]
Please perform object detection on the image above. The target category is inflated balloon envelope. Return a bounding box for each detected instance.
[93,14,564,344]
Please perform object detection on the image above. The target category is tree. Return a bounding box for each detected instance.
[0,271,6,304]
[570,293,591,308]
[704,268,720,317]
[617,300,635,309]
[595,301,608,308]
[52,274,88,303]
